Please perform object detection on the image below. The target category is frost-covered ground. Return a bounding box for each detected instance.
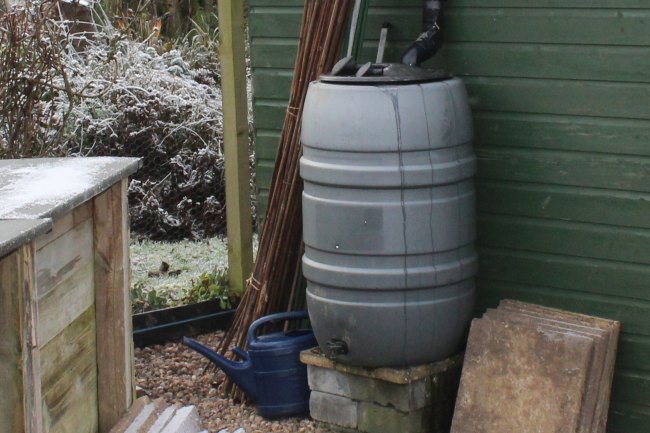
[130,235,258,309]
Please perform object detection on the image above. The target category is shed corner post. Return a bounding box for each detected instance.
[219,0,254,295]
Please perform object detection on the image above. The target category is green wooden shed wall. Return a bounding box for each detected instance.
[248,1,650,430]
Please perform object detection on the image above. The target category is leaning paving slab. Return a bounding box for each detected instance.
[451,317,595,433]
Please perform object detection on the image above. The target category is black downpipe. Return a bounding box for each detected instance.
[401,0,446,66]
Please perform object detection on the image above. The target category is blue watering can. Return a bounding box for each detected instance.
[182,310,316,418]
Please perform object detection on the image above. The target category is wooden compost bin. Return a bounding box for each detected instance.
[0,157,141,433]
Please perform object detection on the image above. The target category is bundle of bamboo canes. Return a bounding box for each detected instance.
[217,0,352,397]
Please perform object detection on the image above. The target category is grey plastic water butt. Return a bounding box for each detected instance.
[300,68,477,367]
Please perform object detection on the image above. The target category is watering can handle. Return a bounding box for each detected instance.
[247,310,310,344]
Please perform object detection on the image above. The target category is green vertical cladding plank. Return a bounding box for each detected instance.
[250,39,298,68]
[252,69,294,100]
[608,402,650,433]
[477,214,650,265]
[476,147,650,193]
[478,247,650,301]
[253,100,288,130]
[476,182,650,229]
[255,161,276,193]
[466,78,650,120]
[475,279,650,336]
[248,7,303,38]
[254,130,282,161]
[433,43,650,83]
[445,8,650,46]
[611,370,650,406]
[472,113,650,156]
[615,334,650,372]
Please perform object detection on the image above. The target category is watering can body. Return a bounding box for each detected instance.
[183,310,316,418]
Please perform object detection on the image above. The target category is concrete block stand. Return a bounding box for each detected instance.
[300,349,463,433]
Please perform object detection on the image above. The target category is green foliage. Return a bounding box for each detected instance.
[182,269,237,309]
[131,281,173,313]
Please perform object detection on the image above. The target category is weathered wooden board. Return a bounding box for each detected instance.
[33,201,93,252]
[37,260,94,349]
[93,180,134,433]
[477,182,650,229]
[0,251,27,433]
[40,306,98,433]
[472,113,650,157]
[250,6,650,45]
[476,280,650,337]
[35,217,94,298]
[478,248,650,301]
[466,78,650,120]
[478,214,650,265]
[0,246,43,433]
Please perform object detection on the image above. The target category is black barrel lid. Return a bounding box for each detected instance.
[321,58,449,84]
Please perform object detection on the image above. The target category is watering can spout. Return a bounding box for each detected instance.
[182,337,257,400]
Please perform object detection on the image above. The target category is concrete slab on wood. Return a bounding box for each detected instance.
[301,347,463,384]
[451,318,594,433]
[0,219,51,258]
[0,157,140,220]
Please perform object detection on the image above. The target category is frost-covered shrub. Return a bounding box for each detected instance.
[1,3,254,240]
[57,37,231,239]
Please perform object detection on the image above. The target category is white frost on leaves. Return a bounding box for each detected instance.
[0,158,119,218]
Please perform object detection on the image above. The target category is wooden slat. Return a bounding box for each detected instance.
[253,100,288,129]
[612,370,650,406]
[249,6,650,44]
[476,147,650,193]
[446,8,650,46]
[478,247,650,302]
[254,130,281,160]
[476,280,650,336]
[472,113,650,157]
[0,246,43,433]
[250,39,298,69]
[609,402,650,433]
[252,68,293,100]
[0,251,27,433]
[433,43,650,84]
[35,217,94,298]
[255,161,276,192]
[616,334,650,373]
[40,306,98,433]
[94,180,134,433]
[477,182,650,229]
[36,260,94,348]
[478,214,650,265]
[33,202,93,251]
[466,78,650,120]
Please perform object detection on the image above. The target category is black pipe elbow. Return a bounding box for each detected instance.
[401,0,446,66]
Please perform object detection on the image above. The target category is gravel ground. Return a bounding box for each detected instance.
[134,331,329,433]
